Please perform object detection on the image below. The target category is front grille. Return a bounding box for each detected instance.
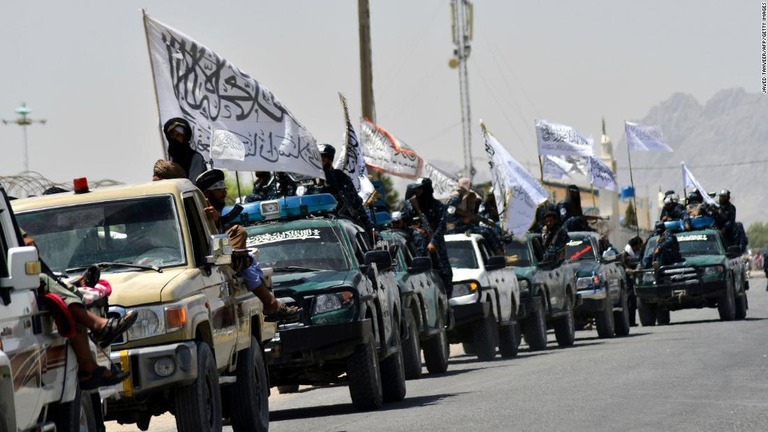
[658,266,700,285]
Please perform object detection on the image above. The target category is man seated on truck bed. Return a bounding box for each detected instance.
[445,177,505,256]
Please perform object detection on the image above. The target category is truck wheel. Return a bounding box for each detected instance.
[613,289,631,337]
[498,321,519,358]
[656,307,671,325]
[229,336,269,432]
[638,301,657,326]
[718,276,737,321]
[402,310,423,379]
[553,296,575,347]
[595,300,615,338]
[735,291,748,320]
[50,385,99,432]
[380,321,407,403]
[462,342,476,355]
[277,385,299,394]
[423,313,449,374]
[473,312,497,361]
[523,298,548,351]
[347,338,383,410]
[174,342,222,432]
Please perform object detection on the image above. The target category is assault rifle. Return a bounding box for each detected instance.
[447,205,497,228]
[408,196,434,241]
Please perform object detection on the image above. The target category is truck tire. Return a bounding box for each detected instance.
[347,338,383,410]
[423,313,449,374]
[523,298,548,351]
[473,312,498,361]
[718,276,736,321]
[174,342,223,432]
[498,322,519,358]
[553,296,575,347]
[595,300,615,338]
[402,310,423,379]
[613,288,631,337]
[656,307,671,325]
[380,321,407,403]
[50,385,99,432]
[229,336,269,432]
[735,291,748,320]
[638,301,657,327]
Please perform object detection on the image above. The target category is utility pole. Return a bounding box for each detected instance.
[450,0,474,180]
[2,103,46,173]
[358,0,376,123]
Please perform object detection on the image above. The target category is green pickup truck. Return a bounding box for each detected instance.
[242,196,406,411]
[634,226,748,325]
[506,234,578,350]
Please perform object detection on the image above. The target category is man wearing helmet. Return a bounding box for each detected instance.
[659,192,686,221]
[313,144,375,237]
[401,177,453,296]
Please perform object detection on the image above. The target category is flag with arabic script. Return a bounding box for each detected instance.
[483,124,548,238]
[625,121,673,152]
[588,156,617,191]
[336,93,375,201]
[143,13,324,179]
[359,118,423,179]
[536,119,594,157]
[681,162,718,207]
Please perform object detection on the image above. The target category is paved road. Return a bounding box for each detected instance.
[107,272,768,431]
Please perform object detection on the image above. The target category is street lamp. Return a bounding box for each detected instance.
[2,103,46,173]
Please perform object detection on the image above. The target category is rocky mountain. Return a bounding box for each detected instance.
[613,88,768,229]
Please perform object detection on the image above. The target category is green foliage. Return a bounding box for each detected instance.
[624,201,638,227]
[747,222,768,249]
[376,173,400,209]
[224,174,252,206]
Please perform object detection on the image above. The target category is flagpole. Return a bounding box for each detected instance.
[141,9,167,159]
[626,141,640,236]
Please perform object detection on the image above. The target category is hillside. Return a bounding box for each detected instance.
[613,88,768,228]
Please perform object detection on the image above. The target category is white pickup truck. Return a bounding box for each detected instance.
[444,233,520,361]
[0,184,111,432]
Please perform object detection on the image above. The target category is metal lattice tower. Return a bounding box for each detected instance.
[450,0,474,180]
[2,103,47,173]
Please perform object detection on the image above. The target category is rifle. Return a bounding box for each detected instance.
[408,196,434,241]
[448,205,497,228]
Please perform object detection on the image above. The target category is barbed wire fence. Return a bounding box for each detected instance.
[0,171,123,199]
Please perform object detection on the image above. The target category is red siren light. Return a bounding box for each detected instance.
[73,177,89,194]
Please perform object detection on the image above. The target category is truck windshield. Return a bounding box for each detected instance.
[446,240,479,269]
[566,238,596,262]
[505,240,532,267]
[245,226,349,270]
[675,232,723,256]
[16,196,185,273]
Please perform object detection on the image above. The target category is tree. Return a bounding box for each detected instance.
[747,222,768,249]
[624,201,638,227]
[374,173,400,209]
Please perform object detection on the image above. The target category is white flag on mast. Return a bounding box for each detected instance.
[483,124,548,238]
[588,156,617,191]
[536,119,594,157]
[143,13,324,179]
[336,93,374,201]
[360,118,423,179]
[625,121,673,152]
[542,155,575,181]
[423,163,459,199]
[681,162,718,206]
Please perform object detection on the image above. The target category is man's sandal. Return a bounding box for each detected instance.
[265,303,302,323]
[94,310,138,348]
[78,365,130,390]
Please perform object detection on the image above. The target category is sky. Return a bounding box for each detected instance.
[0,1,758,194]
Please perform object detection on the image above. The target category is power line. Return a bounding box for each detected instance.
[616,158,768,171]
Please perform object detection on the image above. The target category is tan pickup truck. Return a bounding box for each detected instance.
[13,179,274,432]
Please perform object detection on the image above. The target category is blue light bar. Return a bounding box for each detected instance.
[664,216,714,232]
[225,194,338,224]
[370,211,392,228]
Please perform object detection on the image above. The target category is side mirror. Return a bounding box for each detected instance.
[2,246,41,304]
[206,234,232,265]
[726,245,742,259]
[408,256,432,274]
[364,250,393,272]
[485,255,506,271]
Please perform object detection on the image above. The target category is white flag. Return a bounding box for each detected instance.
[588,156,617,191]
[625,121,673,152]
[483,126,548,238]
[681,162,718,206]
[542,155,574,181]
[144,13,324,179]
[336,93,375,202]
[423,163,459,199]
[536,119,594,157]
[360,119,423,179]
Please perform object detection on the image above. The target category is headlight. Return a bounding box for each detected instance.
[453,280,480,297]
[701,265,725,278]
[641,272,656,284]
[125,307,165,341]
[518,279,530,293]
[576,276,593,289]
[312,291,355,315]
